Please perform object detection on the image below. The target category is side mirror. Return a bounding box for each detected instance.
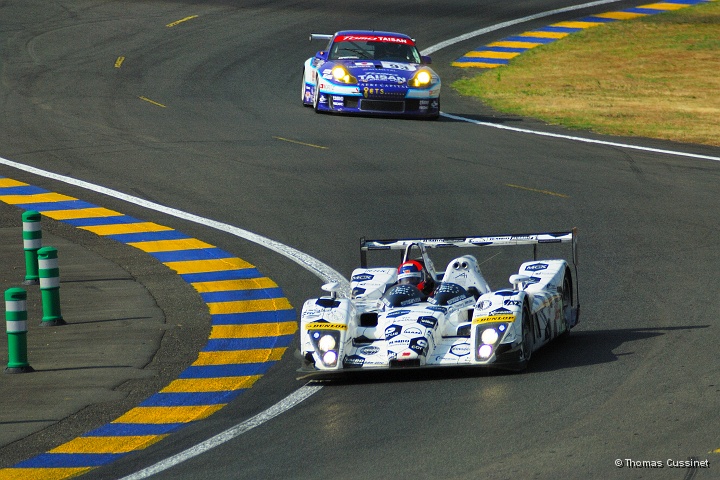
[509,274,530,291]
[421,55,432,65]
[321,281,341,299]
[315,50,329,61]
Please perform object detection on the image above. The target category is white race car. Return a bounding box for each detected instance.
[299,230,579,377]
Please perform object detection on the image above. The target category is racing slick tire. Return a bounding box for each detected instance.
[428,97,440,120]
[301,70,311,107]
[519,300,534,369]
[559,268,574,338]
[313,77,322,113]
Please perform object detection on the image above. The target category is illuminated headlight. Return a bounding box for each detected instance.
[410,70,433,88]
[475,323,507,361]
[322,351,338,366]
[310,330,341,367]
[331,66,356,84]
[481,328,499,345]
[478,344,493,359]
[318,334,336,352]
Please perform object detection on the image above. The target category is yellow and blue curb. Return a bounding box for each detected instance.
[453,0,715,68]
[0,176,296,478]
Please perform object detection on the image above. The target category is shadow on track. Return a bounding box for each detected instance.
[304,325,709,386]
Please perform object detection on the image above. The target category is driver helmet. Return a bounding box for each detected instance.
[398,260,427,291]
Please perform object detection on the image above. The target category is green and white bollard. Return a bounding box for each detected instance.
[22,210,42,285]
[38,246,66,327]
[5,288,34,373]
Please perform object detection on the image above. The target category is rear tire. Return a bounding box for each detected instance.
[560,268,574,337]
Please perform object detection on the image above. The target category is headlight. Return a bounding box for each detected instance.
[409,70,433,88]
[331,66,356,84]
[318,334,336,352]
[322,351,338,366]
[478,344,493,359]
[474,322,508,362]
[481,328,499,345]
[310,329,341,367]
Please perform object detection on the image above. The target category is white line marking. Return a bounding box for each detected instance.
[0,3,716,475]
[420,1,720,164]
[421,0,624,55]
[118,383,323,480]
[0,156,350,291]
[440,112,720,162]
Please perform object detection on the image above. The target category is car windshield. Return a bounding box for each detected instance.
[329,40,421,63]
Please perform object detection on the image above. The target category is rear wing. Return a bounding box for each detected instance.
[309,33,333,41]
[360,228,578,269]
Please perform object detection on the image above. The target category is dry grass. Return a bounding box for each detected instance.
[453,1,720,146]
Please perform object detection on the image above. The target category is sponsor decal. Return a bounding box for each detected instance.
[306,322,348,330]
[472,314,516,324]
[335,35,414,45]
[380,62,416,71]
[359,346,380,355]
[387,309,411,318]
[358,73,407,84]
[426,305,447,314]
[525,263,549,272]
[409,337,428,354]
[343,355,365,367]
[504,299,521,307]
[450,343,471,357]
[477,300,493,310]
[301,308,323,318]
[352,273,375,282]
[418,316,438,329]
[385,324,402,339]
[403,327,422,335]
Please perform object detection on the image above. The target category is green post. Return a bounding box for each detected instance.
[38,246,66,327]
[5,288,34,373]
[22,210,42,285]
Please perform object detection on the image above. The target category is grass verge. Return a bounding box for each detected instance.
[452,1,720,147]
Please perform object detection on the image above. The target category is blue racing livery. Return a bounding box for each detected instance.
[302,30,441,118]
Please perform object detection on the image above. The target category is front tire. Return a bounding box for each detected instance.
[519,301,534,369]
[301,69,311,107]
[313,77,321,113]
[428,97,440,120]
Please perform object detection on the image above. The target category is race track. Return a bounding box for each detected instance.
[1,1,718,479]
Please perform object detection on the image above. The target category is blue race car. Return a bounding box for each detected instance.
[302,30,441,119]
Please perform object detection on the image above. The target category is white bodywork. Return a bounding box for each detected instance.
[299,231,580,376]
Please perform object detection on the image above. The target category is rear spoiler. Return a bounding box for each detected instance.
[309,33,333,41]
[360,228,578,268]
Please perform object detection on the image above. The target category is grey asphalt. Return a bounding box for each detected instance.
[0,201,210,468]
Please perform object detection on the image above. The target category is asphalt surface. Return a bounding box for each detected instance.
[0,200,210,468]
[0,0,719,478]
